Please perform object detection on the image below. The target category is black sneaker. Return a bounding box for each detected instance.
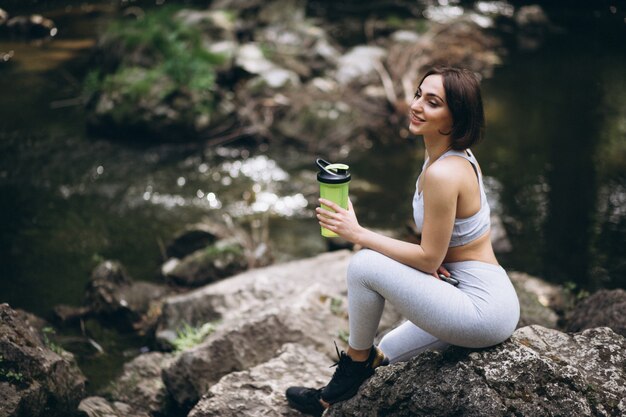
[285,386,325,417]
[320,343,388,404]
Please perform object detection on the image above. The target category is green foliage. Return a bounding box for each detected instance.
[91,252,105,266]
[172,322,218,352]
[83,70,101,98]
[561,281,591,313]
[414,19,430,34]
[84,5,226,125]
[42,327,65,355]
[204,243,243,258]
[330,297,343,316]
[103,6,225,86]
[337,330,349,344]
[385,15,405,28]
[1,369,24,383]
[563,282,590,301]
[0,354,25,384]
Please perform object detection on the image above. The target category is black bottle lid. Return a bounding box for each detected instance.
[316,158,351,184]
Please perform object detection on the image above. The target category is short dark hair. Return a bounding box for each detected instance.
[417,67,485,150]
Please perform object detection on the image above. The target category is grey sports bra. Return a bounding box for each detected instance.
[412,149,490,247]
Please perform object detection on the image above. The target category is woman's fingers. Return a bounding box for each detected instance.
[316,207,337,220]
[437,265,451,277]
[319,198,346,213]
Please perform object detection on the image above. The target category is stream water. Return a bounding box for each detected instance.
[1,0,624,392]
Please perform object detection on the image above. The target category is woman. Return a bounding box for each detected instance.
[286,67,520,416]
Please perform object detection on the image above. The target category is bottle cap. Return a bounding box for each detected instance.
[316,158,351,184]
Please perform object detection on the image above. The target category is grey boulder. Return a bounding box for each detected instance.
[84,260,173,332]
[563,288,626,337]
[77,396,150,417]
[326,325,626,417]
[188,343,333,417]
[101,351,177,416]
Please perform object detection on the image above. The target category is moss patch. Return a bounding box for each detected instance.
[84,5,227,133]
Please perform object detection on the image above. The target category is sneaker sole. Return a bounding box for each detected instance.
[286,398,324,416]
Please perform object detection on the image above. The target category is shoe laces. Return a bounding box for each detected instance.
[329,341,358,378]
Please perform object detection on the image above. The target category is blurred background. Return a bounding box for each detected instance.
[1,0,624,390]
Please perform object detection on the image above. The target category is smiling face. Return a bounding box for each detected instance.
[408,74,453,138]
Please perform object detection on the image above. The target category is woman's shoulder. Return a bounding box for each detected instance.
[422,158,463,190]
[425,155,479,195]
[428,154,471,177]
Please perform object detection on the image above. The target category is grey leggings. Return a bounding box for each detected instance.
[347,249,520,363]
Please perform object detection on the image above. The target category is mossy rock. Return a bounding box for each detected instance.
[166,241,248,287]
[83,6,230,141]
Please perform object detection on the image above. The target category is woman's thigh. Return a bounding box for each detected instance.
[348,249,509,348]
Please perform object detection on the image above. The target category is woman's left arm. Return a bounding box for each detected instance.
[317,163,458,274]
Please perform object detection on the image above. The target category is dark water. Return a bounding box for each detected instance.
[480,6,626,288]
[1,1,625,390]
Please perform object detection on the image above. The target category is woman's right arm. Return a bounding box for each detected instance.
[354,162,459,274]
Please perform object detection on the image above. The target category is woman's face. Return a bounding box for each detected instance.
[408,74,453,138]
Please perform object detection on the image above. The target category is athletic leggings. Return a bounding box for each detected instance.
[347,249,520,363]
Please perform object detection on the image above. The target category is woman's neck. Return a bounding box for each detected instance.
[424,135,453,163]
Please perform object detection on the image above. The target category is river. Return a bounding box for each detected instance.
[1,0,624,391]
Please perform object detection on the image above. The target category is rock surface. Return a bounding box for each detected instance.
[157,249,567,410]
[165,224,220,259]
[77,396,150,417]
[156,250,347,341]
[188,343,333,417]
[0,304,86,417]
[563,289,626,337]
[101,352,177,416]
[326,325,626,417]
[164,240,248,287]
[159,250,401,409]
[75,248,621,417]
[508,271,562,329]
[3,14,57,40]
[84,260,173,332]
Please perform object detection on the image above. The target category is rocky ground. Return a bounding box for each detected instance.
[2,241,625,416]
[78,0,552,153]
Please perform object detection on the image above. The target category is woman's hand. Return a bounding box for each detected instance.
[432,264,450,280]
[316,198,363,243]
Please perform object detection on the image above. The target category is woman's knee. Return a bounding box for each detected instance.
[347,249,382,285]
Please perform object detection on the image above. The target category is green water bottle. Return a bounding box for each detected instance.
[316,158,351,238]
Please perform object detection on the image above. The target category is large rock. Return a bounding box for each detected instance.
[563,289,626,337]
[0,9,8,27]
[3,14,57,40]
[161,286,349,409]
[86,260,133,308]
[156,250,398,348]
[164,240,248,287]
[174,9,236,42]
[84,260,173,332]
[165,223,221,259]
[333,46,387,86]
[509,271,562,329]
[101,352,177,416]
[159,250,401,408]
[77,396,150,417]
[0,304,86,417]
[326,325,626,417]
[188,343,333,417]
[254,21,341,80]
[211,0,306,26]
